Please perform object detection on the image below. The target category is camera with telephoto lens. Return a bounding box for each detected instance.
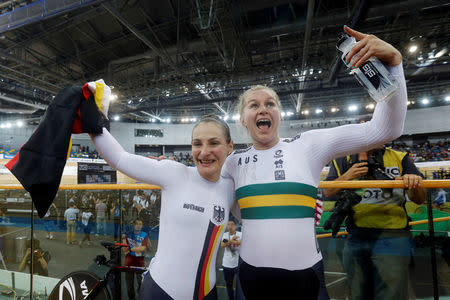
[222,239,229,243]
[358,153,395,181]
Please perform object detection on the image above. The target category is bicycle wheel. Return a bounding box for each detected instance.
[48,270,111,300]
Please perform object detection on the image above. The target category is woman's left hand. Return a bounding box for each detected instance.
[344,26,402,68]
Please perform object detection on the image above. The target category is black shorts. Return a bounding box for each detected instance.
[139,271,218,300]
[238,259,329,300]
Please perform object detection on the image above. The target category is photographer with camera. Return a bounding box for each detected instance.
[323,146,426,299]
[19,239,51,276]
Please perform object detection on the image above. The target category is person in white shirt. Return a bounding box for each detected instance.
[79,208,94,247]
[221,220,242,300]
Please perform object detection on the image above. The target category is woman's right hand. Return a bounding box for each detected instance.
[344,26,402,68]
[87,79,112,118]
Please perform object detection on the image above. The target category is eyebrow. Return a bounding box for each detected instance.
[192,137,221,142]
[247,97,275,103]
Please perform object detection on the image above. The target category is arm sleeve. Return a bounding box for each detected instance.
[401,155,424,178]
[90,128,188,188]
[299,63,407,170]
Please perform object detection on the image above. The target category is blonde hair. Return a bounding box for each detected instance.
[237,85,282,122]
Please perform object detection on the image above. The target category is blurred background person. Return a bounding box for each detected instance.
[324,146,426,299]
[64,200,79,245]
[221,219,242,300]
[79,207,94,247]
[43,203,58,240]
[19,239,51,276]
[122,218,149,300]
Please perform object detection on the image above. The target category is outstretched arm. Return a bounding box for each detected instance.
[91,128,186,188]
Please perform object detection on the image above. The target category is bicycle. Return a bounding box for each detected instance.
[48,242,146,300]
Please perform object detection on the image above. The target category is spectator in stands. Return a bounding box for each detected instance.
[122,218,149,300]
[323,145,426,299]
[64,200,79,245]
[19,239,51,276]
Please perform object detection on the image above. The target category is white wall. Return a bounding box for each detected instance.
[1,105,449,151]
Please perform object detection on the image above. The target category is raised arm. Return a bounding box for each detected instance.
[301,29,407,172]
[90,128,187,188]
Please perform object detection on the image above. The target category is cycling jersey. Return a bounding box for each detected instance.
[222,64,407,271]
[91,129,235,300]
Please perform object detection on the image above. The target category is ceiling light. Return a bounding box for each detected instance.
[223,115,229,121]
[151,118,156,123]
[348,105,358,112]
[166,118,171,123]
[281,112,286,117]
[330,107,338,113]
[421,98,429,105]
[6,122,12,128]
[435,48,447,58]
[407,101,412,106]
[232,114,240,120]
[286,111,294,116]
[445,96,450,102]
[0,124,5,129]
[301,110,309,115]
[366,103,375,110]
[408,45,418,53]
[110,94,118,101]
[113,115,120,121]
[315,108,322,114]
[191,117,197,122]
[16,120,24,127]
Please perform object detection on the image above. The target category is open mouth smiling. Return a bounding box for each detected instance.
[256,119,272,129]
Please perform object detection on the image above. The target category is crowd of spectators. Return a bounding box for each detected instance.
[173,152,195,166]
[391,140,449,162]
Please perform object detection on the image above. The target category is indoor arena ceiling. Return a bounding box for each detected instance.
[0,0,449,124]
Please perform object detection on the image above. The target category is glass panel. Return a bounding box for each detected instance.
[0,185,446,298]
[319,187,450,299]
[0,188,32,298]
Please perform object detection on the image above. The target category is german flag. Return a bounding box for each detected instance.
[6,82,108,218]
[193,221,225,300]
[237,182,318,220]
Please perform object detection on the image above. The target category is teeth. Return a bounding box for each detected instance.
[256,119,271,128]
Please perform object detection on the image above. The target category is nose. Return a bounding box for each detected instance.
[198,145,211,157]
[257,105,268,114]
